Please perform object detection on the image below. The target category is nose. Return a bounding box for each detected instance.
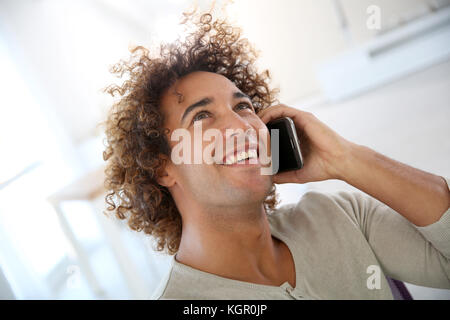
[213,108,259,164]
[220,109,253,136]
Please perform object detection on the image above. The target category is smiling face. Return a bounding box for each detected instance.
[159,71,273,213]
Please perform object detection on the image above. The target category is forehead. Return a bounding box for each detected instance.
[160,71,238,112]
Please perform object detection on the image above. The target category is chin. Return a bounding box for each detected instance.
[238,175,273,197]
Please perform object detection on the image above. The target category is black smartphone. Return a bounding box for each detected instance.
[266,117,304,174]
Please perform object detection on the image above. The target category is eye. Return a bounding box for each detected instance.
[190,103,254,125]
[235,102,254,112]
[191,110,210,124]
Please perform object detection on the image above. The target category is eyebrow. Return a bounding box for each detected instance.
[180,91,251,124]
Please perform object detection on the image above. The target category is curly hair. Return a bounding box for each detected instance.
[102,8,280,255]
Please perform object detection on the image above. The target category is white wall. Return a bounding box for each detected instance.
[224,0,450,103]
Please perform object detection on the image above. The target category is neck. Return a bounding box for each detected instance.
[175,203,284,285]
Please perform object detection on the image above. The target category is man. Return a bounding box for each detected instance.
[102,12,450,300]
[151,70,450,299]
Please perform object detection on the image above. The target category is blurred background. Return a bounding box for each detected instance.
[0,0,449,299]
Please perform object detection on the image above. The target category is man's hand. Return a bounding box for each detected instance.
[257,104,354,184]
[258,104,449,226]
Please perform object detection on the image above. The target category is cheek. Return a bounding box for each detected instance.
[255,121,271,161]
[175,163,218,185]
[252,120,267,135]
[170,164,198,191]
[250,115,268,132]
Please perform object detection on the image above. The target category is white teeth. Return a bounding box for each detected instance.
[225,148,258,165]
[248,149,257,159]
[225,155,236,165]
[237,151,247,162]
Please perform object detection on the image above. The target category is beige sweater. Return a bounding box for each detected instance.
[151,177,450,299]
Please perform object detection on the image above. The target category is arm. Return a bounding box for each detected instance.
[258,104,450,286]
[336,145,450,283]
[337,143,450,227]
[257,104,450,227]
[329,187,450,288]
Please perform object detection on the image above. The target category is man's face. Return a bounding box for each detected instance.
[159,71,273,210]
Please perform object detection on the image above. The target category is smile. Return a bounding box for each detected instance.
[224,149,258,165]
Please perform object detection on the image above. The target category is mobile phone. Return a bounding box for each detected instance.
[266,117,304,174]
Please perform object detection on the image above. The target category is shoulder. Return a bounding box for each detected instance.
[149,258,175,300]
[268,189,374,235]
[149,256,215,300]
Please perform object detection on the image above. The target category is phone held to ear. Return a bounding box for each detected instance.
[266,117,304,174]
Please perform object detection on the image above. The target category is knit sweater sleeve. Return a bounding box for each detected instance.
[329,176,450,289]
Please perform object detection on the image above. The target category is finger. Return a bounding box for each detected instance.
[258,105,296,124]
[256,104,284,119]
[259,106,311,131]
[256,104,287,118]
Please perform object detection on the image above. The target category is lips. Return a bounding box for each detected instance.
[221,142,259,165]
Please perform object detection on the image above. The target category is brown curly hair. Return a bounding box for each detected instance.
[102,8,280,255]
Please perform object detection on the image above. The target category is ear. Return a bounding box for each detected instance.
[156,154,176,188]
